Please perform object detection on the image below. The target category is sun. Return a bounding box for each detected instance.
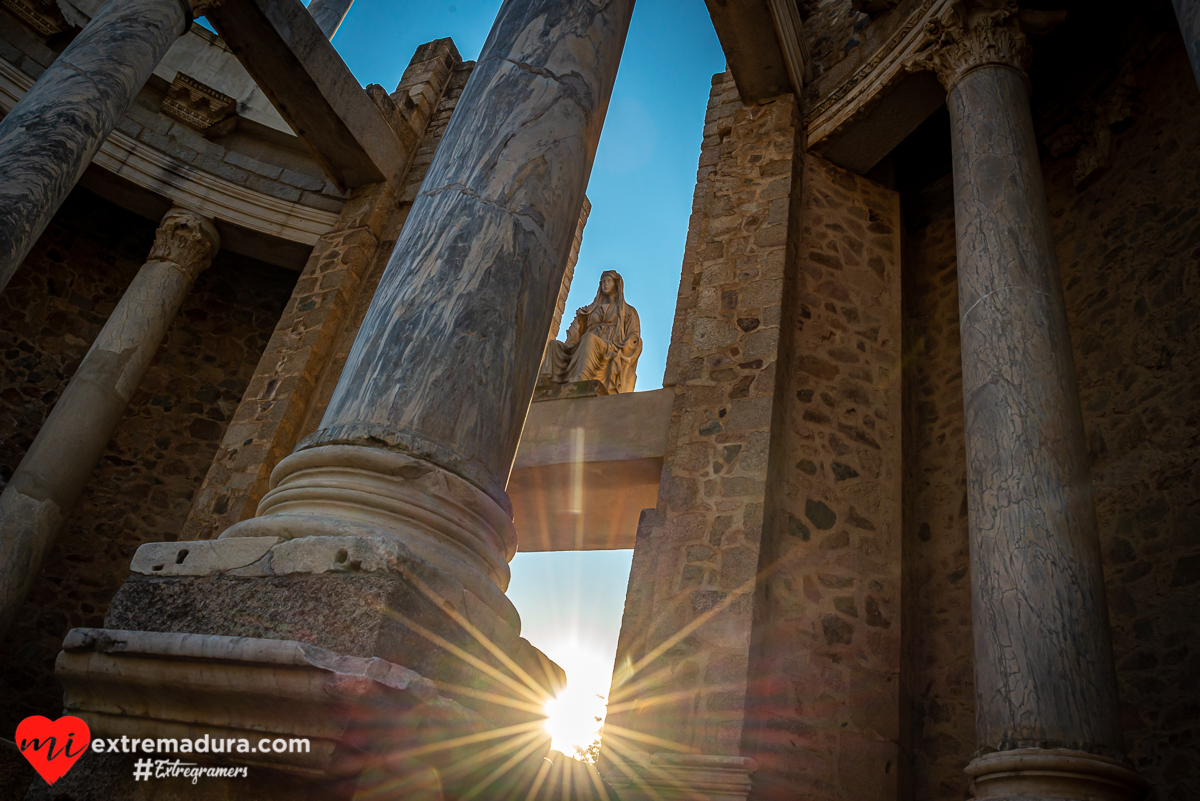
[539,641,613,759]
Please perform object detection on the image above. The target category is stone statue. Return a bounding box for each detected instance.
[540,270,641,394]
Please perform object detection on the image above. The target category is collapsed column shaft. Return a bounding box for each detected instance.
[0,0,194,294]
[0,209,218,639]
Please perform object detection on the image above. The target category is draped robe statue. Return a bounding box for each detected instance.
[540,270,641,394]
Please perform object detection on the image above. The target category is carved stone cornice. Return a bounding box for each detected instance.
[148,208,220,279]
[0,0,66,37]
[907,1,1032,91]
[161,72,237,133]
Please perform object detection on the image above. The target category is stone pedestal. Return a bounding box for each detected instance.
[0,208,218,639]
[910,4,1146,799]
[1173,0,1200,90]
[0,0,195,294]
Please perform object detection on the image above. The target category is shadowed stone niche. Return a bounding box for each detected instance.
[907,2,1147,798]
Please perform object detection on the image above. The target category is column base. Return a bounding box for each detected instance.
[222,444,519,628]
[51,628,553,799]
[966,748,1148,801]
[603,752,757,801]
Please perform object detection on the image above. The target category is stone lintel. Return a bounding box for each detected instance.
[703,0,806,102]
[508,389,672,552]
[204,0,411,191]
[813,69,946,175]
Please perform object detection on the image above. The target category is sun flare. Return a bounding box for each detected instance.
[540,641,612,759]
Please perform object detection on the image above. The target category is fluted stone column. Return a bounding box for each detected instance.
[0,208,219,639]
[0,0,204,295]
[910,4,1146,799]
[1173,0,1200,90]
[223,0,635,626]
[307,0,355,39]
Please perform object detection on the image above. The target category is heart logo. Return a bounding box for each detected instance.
[16,715,91,785]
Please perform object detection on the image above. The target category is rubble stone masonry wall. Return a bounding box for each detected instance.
[745,156,904,801]
[606,70,800,765]
[902,34,1200,801]
[0,189,293,734]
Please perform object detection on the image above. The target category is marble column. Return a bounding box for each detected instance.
[0,208,219,639]
[1173,0,1200,90]
[307,0,355,39]
[223,0,635,625]
[0,0,202,295]
[909,4,1146,799]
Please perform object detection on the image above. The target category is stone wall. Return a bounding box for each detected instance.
[900,30,1200,801]
[901,208,973,801]
[744,154,904,801]
[604,70,801,775]
[0,188,293,735]
[1051,35,1200,799]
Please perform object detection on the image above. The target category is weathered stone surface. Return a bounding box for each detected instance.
[742,154,904,800]
[902,207,975,800]
[180,184,397,541]
[0,208,219,639]
[948,56,1126,762]
[0,190,293,760]
[603,71,799,795]
[306,0,635,509]
[105,534,563,723]
[0,0,189,292]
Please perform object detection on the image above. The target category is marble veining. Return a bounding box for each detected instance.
[305,0,635,507]
[0,0,189,293]
[949,63,1125,756]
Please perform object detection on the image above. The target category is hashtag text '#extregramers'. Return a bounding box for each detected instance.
[133,759,250,784]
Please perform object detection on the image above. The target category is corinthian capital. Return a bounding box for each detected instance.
[907,1,1032,91]
[189,0,224,18]
[148,208,220,279]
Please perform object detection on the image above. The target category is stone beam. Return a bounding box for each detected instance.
[704,0,807,102]
[508,389,672,552]
[203,0,409,191]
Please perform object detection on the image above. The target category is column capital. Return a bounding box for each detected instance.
[148,207,220,280]
[907,1,1031,91]
[188,0,223,19]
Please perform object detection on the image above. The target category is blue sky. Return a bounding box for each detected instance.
[321,0,726,749]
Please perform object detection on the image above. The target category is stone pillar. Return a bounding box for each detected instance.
[223,0,635,624]
[0,0,202,295]
[307,0,354,39]
[1173,0,1200,90]
[0,208,218,639]
[909,4,1146,799]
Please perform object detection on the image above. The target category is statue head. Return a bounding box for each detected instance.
[595,270,624,305]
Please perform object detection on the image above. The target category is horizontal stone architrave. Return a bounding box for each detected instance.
[805,0,952,148]
[0,58,339,246]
